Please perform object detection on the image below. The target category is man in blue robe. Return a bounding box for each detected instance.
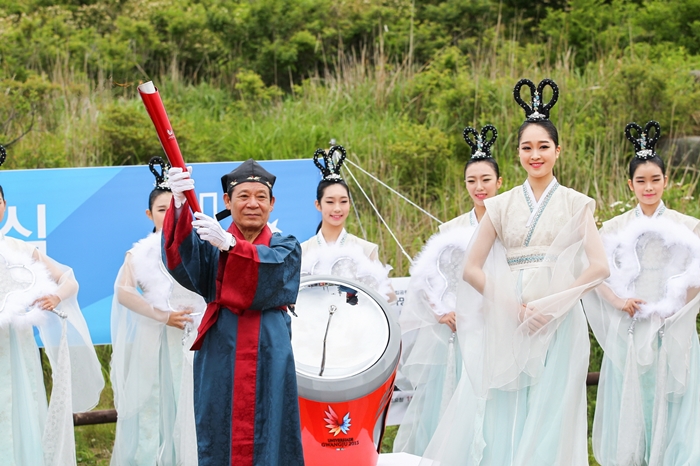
[162,159,304,466]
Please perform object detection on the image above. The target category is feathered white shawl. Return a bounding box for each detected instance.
[301,243,393,299]
[0,239,58,329]
[604,215,700,319]
[408,227,475,317]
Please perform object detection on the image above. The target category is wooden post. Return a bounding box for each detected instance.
[73,409,117,426]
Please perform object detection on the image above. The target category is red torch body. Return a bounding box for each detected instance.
[138,81,201,213]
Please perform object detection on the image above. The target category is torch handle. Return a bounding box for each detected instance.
[138,83,201,213]
[183,189,200,213]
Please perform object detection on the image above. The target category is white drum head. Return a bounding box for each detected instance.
[293,282,389,379]
[292,276,401,402]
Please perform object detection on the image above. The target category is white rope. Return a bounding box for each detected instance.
[348,191,367,238]
[344,164,414,264]
[345,158,443,224]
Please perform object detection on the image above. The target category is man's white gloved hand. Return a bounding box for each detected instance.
[192,212,236,251]
[168,166,194,209]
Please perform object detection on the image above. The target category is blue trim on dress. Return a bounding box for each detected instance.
[523,182,560,246]
[634,203,666,218]
[507,254,546,266]
[522,184,535,213]
[506,254,558,266]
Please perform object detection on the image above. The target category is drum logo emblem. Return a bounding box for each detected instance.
[324,405,351,436]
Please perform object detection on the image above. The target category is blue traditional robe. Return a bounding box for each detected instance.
[162,202,304,466]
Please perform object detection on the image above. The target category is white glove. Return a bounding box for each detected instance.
[192,212,236,251]
[168,166,195,209]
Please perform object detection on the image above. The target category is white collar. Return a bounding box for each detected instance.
[634,200,666,219]
[316,228,348,247]
[523,177,559,227]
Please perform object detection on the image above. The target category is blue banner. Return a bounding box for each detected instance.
[1,159,322,344]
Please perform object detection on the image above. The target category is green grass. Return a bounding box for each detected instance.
[381,425,399,453]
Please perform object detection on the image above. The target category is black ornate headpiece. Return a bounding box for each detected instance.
[148,156,171,191]
[625,120,661,160]
[513,78,559,122]
[0,145,6,168]
[463,125,498,159]
[313,145,346,182]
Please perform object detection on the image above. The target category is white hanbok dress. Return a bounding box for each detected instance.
[438,210,478,233]
[420,179,608,466]
[301,228,379,262]
[0,233,103,466]
[394,210,478,456]
[110,232,205,466]
[584,202,700,466]
[300,228,393,300]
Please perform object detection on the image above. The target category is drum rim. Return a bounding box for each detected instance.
[293,275,401,402]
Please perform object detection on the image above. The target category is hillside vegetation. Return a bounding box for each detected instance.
[4,0,700,270]
[4,0,700,463]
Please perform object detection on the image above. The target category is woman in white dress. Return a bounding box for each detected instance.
[584,121,700,466]
[300,145,394,300]
[420,78,609,465]
[394,124,502,456]
[0,145,104,466]
[110,157,205,466]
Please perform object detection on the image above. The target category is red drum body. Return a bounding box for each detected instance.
[293,276,401,466]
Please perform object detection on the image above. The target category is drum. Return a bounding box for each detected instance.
[293,275,401,466]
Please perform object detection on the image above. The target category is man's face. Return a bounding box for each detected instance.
[224,183,275,232]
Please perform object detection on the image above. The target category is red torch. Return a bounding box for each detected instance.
[138,81,201,213]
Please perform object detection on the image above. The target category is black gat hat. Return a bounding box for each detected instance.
[216,158,276,220]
